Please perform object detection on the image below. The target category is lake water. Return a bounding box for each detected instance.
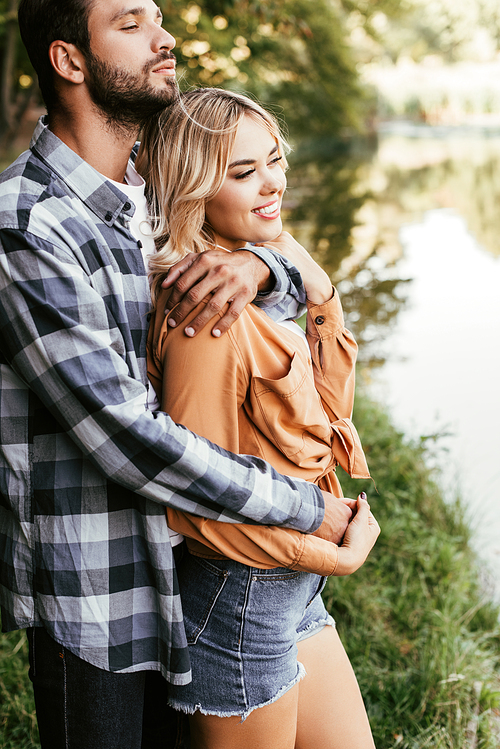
[289,124,500,595]
[359,127,500,595]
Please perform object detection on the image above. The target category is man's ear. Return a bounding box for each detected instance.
[48,40,86,85]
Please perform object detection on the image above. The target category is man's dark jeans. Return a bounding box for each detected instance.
[28,627,189,749]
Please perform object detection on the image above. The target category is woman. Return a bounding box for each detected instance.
[138,88,379,749]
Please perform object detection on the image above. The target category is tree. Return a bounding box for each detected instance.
[160,0,364,139]
[0,0,36,149]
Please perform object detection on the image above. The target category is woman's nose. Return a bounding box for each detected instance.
[263,173,283,194]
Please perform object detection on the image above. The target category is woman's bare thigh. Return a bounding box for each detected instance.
[295,626,375,749]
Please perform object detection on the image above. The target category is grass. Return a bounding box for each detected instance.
[329,392,500,748]
[0,631,38,748]
[1,392,499,747]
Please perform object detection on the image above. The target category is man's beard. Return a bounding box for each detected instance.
[85,50,178,132]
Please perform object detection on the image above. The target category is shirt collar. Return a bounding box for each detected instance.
[29,116,136,226]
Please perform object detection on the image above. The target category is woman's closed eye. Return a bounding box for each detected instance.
[234,156,283,180]
[234,168,256,180]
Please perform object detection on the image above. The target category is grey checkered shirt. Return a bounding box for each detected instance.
[0,117,323,682]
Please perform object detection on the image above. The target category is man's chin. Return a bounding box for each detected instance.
[151,79,180,105]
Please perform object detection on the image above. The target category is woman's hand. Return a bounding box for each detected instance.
[334,495,380,576]
[260,231,333,304]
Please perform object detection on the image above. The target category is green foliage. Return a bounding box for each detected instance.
[329,393,500,747]
[161,0,364,138]
[0,631,38,748]
[0,0,37,146]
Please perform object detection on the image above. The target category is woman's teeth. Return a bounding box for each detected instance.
[253,202,279,216]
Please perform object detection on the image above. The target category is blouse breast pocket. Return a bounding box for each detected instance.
[248,351,332,470]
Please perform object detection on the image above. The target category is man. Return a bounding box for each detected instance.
[0,1,354,747]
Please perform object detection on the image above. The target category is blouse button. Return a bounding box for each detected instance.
[315,315,325,325]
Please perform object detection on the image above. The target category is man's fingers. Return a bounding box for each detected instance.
[183,288,247,338]
[208,295,247,337]
[164,264,213,312]
[166,284,217,329]
[161,253,198,292]
[182,295,239,338]
[158,250,270,335]
[171,277,254,337]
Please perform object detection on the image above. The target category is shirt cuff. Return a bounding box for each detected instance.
[306,288,345,338]
[283,478,325,534]
[242,244,306,306]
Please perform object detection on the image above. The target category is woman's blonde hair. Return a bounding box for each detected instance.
[136,87,290,304]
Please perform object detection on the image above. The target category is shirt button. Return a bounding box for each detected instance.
[124,202,131,211]
[315,315,325,325]
[105,211,113,222]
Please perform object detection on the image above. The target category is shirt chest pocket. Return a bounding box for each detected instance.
[248,352,333,470]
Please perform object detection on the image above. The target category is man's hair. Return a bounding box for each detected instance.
[136,88,290,305]
[18,0,94,111]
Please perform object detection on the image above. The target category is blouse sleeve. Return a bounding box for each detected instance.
[306,290,371,480]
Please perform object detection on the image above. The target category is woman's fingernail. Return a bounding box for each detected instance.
[164,308,171,316]
[185,326,195,337]
[360,492,367,500]
[167,318,176,327]
[212,329,221,338]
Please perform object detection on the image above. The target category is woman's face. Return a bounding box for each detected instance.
[205,115,287,251]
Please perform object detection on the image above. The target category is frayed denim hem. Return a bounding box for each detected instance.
[296,612,336,643]
[167,662,307,723]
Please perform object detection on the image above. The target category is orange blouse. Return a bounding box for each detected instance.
[147,289,370,576]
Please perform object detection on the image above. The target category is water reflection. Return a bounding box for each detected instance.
[285,126,500,592]
[284,137,411,365]
[286,126,500,360]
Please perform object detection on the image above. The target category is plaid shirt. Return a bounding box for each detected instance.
[0,117,323,682]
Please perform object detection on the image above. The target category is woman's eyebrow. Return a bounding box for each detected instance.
[228,144,279,169]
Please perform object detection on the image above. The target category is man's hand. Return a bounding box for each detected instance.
[311,492,357,545]
[161,250,272,338]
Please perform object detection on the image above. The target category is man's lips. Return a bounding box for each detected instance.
[252,200,281,219]
[151,55,176,76]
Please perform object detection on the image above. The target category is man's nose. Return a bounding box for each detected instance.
[154,25,176,52]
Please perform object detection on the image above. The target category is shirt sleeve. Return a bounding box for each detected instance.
[243,245,307,321]
[167,509,339,576]
[0,228,324,531]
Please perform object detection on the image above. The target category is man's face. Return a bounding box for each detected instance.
[85,0,177,126]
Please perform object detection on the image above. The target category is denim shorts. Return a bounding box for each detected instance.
[167,552,335,721]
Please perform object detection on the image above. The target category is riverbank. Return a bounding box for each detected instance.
[331,392,500,747]
[1,392,499,748]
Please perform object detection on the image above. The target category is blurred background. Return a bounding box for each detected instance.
[1,0,499,589]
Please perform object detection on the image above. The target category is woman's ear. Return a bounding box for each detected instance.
[48,40,86,85]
